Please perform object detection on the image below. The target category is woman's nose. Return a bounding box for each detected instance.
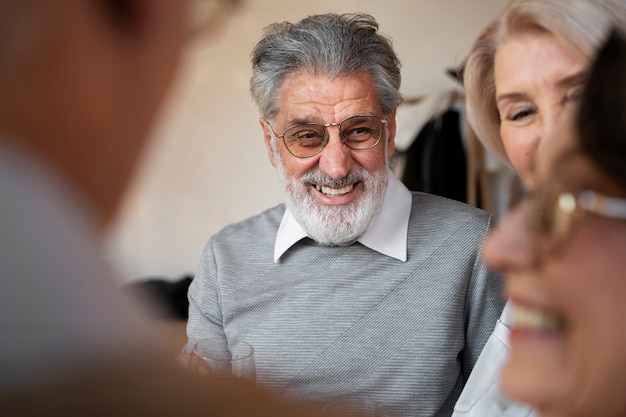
[482,203,540,273]
[540,102,572,143]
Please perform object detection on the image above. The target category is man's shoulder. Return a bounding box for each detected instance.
[409,192,491,219]
[408,192,494,235]
[405,193,496,264]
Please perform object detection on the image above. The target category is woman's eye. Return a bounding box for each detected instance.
[563,86,584,106]
[510,107,536,121]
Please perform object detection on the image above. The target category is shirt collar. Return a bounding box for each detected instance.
[274,171,412,263]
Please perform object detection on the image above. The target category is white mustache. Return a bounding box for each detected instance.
[299,169,369,188]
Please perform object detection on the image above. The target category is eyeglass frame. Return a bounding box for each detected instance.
[527,187,626,258]
[265,114,388,158]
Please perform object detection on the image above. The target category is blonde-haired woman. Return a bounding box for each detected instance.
[453,1,626,416]
[465,0,626,190]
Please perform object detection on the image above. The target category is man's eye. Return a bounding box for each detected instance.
[353,126,372,134]
[294,131,319,139]
[345,127,373,140]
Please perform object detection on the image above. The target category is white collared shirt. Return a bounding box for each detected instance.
[273,171,412,263]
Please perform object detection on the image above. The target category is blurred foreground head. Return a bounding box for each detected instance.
[0,0,235,227]
[578,28,626,187]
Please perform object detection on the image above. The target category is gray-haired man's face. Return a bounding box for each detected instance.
[262,71,395,245]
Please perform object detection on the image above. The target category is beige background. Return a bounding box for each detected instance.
[105,0,508,283]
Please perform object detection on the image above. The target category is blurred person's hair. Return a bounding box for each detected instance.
[578,28,626,187]
[249,13,402,120]
[463,0,626,162]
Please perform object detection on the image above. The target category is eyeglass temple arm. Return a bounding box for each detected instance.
[579,191,626,219]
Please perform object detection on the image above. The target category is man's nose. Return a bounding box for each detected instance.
[317,127,352,179]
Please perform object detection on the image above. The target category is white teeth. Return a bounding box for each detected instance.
[315,183,354,196]
[512,304,567,331]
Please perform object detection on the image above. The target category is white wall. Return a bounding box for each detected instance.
[106,0,508,283]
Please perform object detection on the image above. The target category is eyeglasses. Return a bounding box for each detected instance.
[528,187,626,257]
[266,115,388,158]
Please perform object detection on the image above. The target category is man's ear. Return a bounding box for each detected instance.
[260,119,277,168]
[385,108,397,158]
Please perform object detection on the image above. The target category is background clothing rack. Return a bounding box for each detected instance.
[401,92,465,104]
[396,92,488,212]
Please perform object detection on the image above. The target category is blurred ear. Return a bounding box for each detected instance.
[260,119,277,168]
[97,0,140,32]
[94,0,185,51]
[86,0,186,127]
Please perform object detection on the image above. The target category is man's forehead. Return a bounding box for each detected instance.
[276,72,382,122]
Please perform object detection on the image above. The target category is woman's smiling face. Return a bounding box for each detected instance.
[482,115,626,417]
[494,30,586,190]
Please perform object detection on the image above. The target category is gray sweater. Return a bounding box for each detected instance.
[187,192,505,417]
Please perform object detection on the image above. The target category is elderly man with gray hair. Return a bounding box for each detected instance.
[183,13,505,417]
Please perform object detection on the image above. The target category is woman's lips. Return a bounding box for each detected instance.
[511,302,567,332]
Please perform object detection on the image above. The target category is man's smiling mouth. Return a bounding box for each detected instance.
[314,183,355,196]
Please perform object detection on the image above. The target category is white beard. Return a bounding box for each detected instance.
[273,144,388,246]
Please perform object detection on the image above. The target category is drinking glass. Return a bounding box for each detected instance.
[190,338,255,382]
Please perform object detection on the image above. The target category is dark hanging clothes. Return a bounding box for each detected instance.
[123,276,193,320]
[399,108,467,203]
